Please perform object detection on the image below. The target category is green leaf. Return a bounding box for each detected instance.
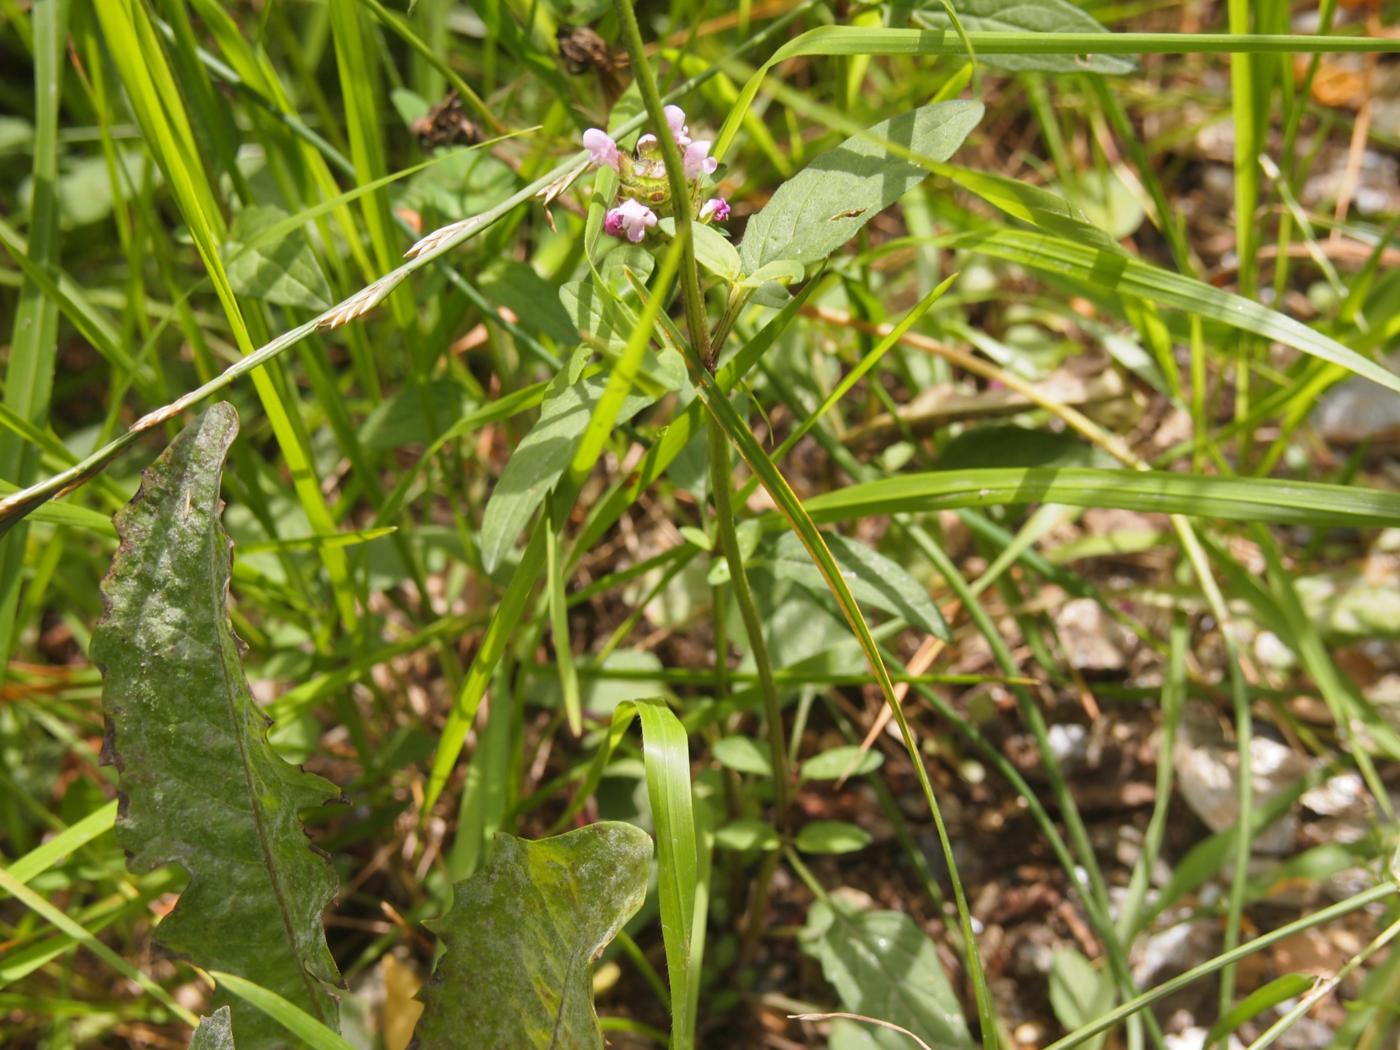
[549,698,701,1047]
[208,971,354,1050]
[955,227,1400,399]
[714,819,780,852]
[800,898,973,1049]
[479,259,578,345]
[1206,972,1315,1045]
[478,377,653,572]
[801,746,885,782]
[358,381,476,450]
[936,165,1123,251]
[189,1008,235,1050]
[933,425,1106,470]
[91,404,342,1048]
[713,735,774,777]
[221,204,333,311]
[660,217,741,282]
[739,101,983,271]
[0,478,115,535]
[768,532,948,640]
[913,0,1135,74]
[1048,948,1113,1050]
[560,278,633,351]
[741,259,806,288]
[797,467,1400,529]
[415,823,652,1050]
[600,243,656,295]
[795,821,873,854]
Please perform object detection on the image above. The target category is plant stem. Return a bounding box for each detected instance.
[709,418,791,820]
[612,0,709,365]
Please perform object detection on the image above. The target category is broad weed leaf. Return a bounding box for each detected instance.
[221,204,333,311]
[92,403,342,1049]
[739,100,983,272]
[414,822,651,1049]
[800,897,973,1049]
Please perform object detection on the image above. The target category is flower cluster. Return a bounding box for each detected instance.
[583,105,729,243]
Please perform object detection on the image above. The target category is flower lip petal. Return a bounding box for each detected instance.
[609,198,658,242]
[582,127,620,170]
[683,139,718,179]
[664,104,691,147]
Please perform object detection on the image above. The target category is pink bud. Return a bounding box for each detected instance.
[699,197,731,222]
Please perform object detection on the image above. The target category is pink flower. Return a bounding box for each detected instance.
[636,133,659,152]
[664,105,691,147]
[583,128,619,170]
[605,199,658,242]
[683,139,717,179]
[699,197,730,222]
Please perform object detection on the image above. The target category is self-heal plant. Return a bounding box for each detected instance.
[583,105,729,242]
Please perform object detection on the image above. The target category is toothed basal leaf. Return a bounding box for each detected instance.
[415,822,651,1050]
[92,402,342,1049]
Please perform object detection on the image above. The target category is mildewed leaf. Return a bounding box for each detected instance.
[415,822,652,1050]
[222,204,333,311]
[800,898,973,1049]
[91,403,342,1049]
[768,532,949,640]
[189,1008,235,1050]
[479,376,653,572]
[739,101,983,272]
[913,0,1135,74]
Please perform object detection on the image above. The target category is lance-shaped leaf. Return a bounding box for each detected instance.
[92,403,342,1049]
[415,822,652,1050]
[478,377,653,573]
[739,100,983,272]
